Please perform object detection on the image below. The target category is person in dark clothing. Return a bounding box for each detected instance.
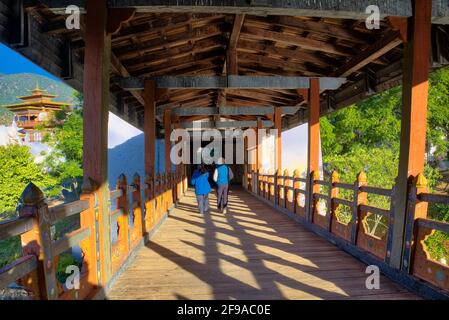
[191,165,211,214]
[213,158,233,213]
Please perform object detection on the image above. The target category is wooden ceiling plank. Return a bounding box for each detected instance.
[332,31,403,77]
[240,26,354,57]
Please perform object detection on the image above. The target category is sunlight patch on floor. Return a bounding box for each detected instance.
[256,244,319,268]
[219,258,261,290]
[263,260,349,297]
[245,229,293,244]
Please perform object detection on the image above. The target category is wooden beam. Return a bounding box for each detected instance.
[144,80,156,176]
[332,31,403,77]
[240,26,354,56]
[82,0,112,284]
[237,40,335,68]
[111,53,145,106]
[119,76,346,90]
[164,109,172,173]
[181,120,273,129]
[306,78,320,221]
[229,14,245,50]
[39,0,418,20]
[218,14,245,109]
[157,106,299,116]
[225,14,245,74]
[107,8,136,35]
[387,17,409,43]
[391,0,432,270]
[257,118,263,171]
[275,106,282,171]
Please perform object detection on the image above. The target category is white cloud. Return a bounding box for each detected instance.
[108,112,142,148]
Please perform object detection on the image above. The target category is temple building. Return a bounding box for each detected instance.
[2,85,71,142]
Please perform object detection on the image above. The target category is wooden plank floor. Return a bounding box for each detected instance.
[107,188,418,300]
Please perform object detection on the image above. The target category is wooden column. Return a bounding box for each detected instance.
[82,0,112,284]
[164,109,172,173]
[306,78,321,221]
[256,118,263,171]
[274,106,282,171]
[144,80,156,176]
[391,0,432,269]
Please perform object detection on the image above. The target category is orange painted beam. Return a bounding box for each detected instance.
[308,78,320,175]
[82,0,112,284]
[164,109,172,173]
[391,0,432,269]
[144,80,156,176]
[274,106,282,171]
[256,119,263,171]
[82,0,109,183]
[306,78,320,222]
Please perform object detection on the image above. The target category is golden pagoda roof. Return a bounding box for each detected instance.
[1,83,72,111]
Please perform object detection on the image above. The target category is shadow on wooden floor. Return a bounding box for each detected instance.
[106,188,418,300]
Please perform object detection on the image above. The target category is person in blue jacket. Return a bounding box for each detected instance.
[213,157,233,214]
[191,165,211,214]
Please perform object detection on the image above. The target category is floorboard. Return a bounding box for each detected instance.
[106,188,418,300]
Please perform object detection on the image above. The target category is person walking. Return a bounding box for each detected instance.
[213,158,233,213]
[191,165,211,214]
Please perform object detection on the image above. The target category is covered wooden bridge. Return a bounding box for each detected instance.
[1,0,449,299]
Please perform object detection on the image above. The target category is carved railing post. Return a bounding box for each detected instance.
[19,183,57,299]
[271,170,276,204]
[256,170,261,195]
[250,170,254,194]
[293,169,300,213]
[282,169,288,208]
[144,173,155,234]
[351,172,368,245]
[328,171,339,232]
[307,170,319,222]
[155,174,162,220]
[130,173,143,249]
[163,173,168,213]
[183,165,188,194]
[386,178,398,265]
[79,177,101,289]
[402,173,429,273]
[168,171,174,209]
[262,171,266,198]
[112,174,129,272]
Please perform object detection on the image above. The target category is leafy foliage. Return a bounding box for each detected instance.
[320,66,449,264]
[0,144,55,214]
[43,93,84,194]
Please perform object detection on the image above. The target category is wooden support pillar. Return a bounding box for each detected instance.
[256,118,263,172]
[144,80,156,177]
[390,0,432,270]
[306,78,320,221]
[164,109,172,173]
[274,106,282,171]
[82,0,112,284]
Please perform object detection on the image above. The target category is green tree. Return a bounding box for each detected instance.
[43,92,83,192]
[0,144,54,214]
[320,66,449,264]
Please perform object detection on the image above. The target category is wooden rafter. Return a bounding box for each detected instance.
[332,31,403,77]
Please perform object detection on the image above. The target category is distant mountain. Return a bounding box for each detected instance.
[0,73,76,125]
[108,134,145,187]
[108,134,165,187]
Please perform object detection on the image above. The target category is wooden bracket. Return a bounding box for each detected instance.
[107,8,136,35]
[387,16,408,43]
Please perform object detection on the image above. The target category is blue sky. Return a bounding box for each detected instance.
[0,43,142,148]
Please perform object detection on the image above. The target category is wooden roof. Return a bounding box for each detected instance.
[22,6,449,131]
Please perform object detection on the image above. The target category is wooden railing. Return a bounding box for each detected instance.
[249,169,449,297]
[0,169,187,299]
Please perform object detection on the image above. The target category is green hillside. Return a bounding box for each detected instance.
[0,73,76,125]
